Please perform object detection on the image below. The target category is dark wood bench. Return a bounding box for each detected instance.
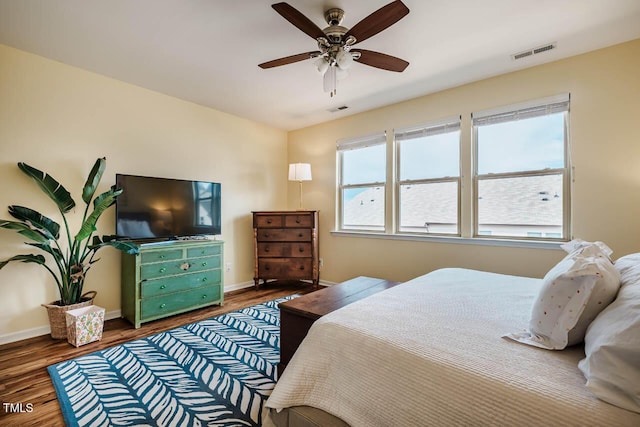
[277,276,401,377]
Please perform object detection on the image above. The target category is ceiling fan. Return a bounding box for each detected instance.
[259,1,410,97]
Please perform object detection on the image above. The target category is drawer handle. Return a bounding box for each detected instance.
[201,262,207,267]
[264,233,270,238]
[160,303,166,309]
[202,277,208,282]
[296,218,301,223]
[298,233,303,238]
[159,267,166,273]
[180,263,190,271]
[160,285,166,290]
[265,265,271,271]
[201,250,206,255]
[299,265,305,270]
[298,247,305,253]
[265,246,270,252]
[202,295,207,299]
[267,218,272,224]
[159,254,165,259]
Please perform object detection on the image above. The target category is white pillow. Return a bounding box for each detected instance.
[505,240,620,350]
[578,253,640,413]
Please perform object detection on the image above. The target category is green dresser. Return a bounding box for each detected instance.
[121,240,224,328]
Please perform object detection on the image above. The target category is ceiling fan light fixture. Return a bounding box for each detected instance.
[336,49,354,70]
[314,57,330,74]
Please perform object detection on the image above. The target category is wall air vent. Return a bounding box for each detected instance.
[328,105,349,113]
[512,42,557,61]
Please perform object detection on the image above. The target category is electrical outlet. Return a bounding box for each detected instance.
[319,258,324,270]
[225,262,231,272]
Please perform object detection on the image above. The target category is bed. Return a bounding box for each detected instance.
[264,266,640,426]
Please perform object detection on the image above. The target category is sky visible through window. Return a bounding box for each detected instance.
[343,113,564,201]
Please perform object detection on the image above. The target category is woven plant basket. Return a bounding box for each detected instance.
[42,291,97,339]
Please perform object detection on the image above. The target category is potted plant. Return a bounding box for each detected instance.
[0,157,139,339]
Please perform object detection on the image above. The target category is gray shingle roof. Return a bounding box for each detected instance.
[343,174,563,228]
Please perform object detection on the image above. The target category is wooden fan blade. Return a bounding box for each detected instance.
[272,2,326,40]
[345,0,409,44]
[259,51,321,69]
[353,49,409,72]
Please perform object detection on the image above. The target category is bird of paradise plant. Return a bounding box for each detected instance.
[0,157,139,305]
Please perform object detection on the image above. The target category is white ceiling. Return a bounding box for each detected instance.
[1,0,639,131]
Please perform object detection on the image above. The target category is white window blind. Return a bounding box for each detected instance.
[473,94,570,127]
[337,132,386,151]
[395,117,461,141]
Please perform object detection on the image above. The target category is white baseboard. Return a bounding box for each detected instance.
[0,281,280,345]
[0,309,123,345]
[0,280,338,345]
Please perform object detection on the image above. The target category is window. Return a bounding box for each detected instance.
[337,132,387,232]
[395,118,461,235]
[472,94,570,240]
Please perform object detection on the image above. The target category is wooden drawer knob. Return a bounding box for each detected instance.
[160,285,166,290]
[265,246,270,252]
[159,267,166,273]
[267,218,272,223]
[298,233,303,238]
[296,218,301,223]
[160,303,166,309]
[298,247,304,253]
[299,265,305,270]
[265,265,271,270]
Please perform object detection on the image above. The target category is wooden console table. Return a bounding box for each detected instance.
[278,276,401,377]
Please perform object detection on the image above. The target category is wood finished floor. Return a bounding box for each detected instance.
[0,281,313,426]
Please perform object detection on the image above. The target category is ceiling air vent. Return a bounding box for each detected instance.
[512,42,557,61]
[328,105,349,113]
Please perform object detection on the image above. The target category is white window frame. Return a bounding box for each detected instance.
[336,132,387,232]
[472,94,571,241]
[394,117,462,236]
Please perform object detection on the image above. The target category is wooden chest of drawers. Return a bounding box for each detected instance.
[121,240,224,328]
[253,211,319,289]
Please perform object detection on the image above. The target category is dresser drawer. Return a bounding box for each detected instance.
[257,242,312,258]
[141,255,221,279]
[257,229,311,242]
[258,258,313,279]
[187,244,222,258]
[255,215,283,228]
[140,249,183,264]
[284,214,314,228]
[141,269,222,298]
[141,285,222,320]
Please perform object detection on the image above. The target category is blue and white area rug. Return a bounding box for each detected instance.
[48,296,296,427]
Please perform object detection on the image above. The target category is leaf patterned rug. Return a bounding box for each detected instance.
[48,296,296,427]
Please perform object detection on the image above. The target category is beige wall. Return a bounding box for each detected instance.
[0,44,288,339]
[288,39,640,283]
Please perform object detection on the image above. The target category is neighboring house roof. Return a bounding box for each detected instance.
[344,174,563,227]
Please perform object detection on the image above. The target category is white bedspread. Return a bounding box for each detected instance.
[265,268,640,426]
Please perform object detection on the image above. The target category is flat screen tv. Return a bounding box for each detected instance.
[115,174,221,241]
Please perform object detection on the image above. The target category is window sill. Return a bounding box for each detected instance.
[330,230,565,250]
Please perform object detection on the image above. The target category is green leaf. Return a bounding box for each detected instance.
[0,254,46,270]
[82,157,106,204]
[27,242,64,262]
[8,205,60,239]
[18,162,75,213]
[74,186,122,242]
[0,220,50,243]
[89,235,139,255]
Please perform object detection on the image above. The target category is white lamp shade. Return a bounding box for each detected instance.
[289,163,312,181]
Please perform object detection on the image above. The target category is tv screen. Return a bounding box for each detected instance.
[115,174,221,241]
